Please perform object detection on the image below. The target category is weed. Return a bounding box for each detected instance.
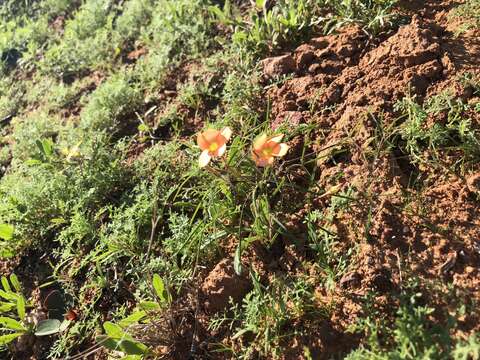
[394,92,480,169]
[80,71,142,133]
[450,0,480,34]
[347,279,470,359]
[305,188,357,290]
[211,272,319,358]
[227,0,323,56]
[324,0,399,34]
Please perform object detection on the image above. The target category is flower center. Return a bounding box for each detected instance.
[209,142,219,152]
[262,147,273,157]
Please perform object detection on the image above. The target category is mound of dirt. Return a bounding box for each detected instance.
[256,2,480,352]
[201,258,252,313]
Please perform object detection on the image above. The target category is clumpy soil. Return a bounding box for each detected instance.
[198,0,480,358]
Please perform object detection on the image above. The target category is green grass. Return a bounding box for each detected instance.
[450,0,480,34]
[0,0,479,358]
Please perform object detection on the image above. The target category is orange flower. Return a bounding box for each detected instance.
[197,127,232,167]
[252,133,289,167]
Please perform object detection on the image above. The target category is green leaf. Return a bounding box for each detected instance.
[0,247,14,258]
[232,327,250,340]
[0,316,27,331]
[138,301,160,311]
[118,311,147,328]
[0,302,16,312]
[0,332,23,345]
[16,296,25,320]
[255,0,266,8]
[34,319,61,336]
[0,289,15,300]
[152,274,167,303]
[137,123,149,132]
[24,159,42,166]
[118,339,148,355]
[0,224,14,241]
[103,321,124,339]
[59,319,71,332]
[9,274,21,292]
[36,138,54,158]
[96,335,120,351]
[1,276,11,292]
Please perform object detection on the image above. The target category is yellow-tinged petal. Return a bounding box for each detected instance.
[273,143,289,157]
[253,133,268,151]
[221,127,232,141]
[199,150,212,168]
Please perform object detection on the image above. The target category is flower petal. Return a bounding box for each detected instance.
[197,129,220,150]
[251,150,262,164]
[268,134,284,144]
[257,157,274,167]
[252,151,273,167]
[253,133,268,151]
[221,127,232,141]
[199,150,212,168]
[273,143,289,157]
[215,143,227,157]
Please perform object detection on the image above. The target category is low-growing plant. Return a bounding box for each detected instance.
[0,275,70,348]
[80,71,142,132]
[450,0,480,34]
[215,0,323,56]
[346,279,470,360]
[96,274,171,358]
[305,188,357,290]
[210,272,319,358]
[395,92,480,168]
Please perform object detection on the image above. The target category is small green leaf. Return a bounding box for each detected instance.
[138,301,160,311]
[96,335,120,351]
[50,218,66,225]
[0,302,15,312]
[103,321,124,339]
[122,355,143,360]
[25,159,42,166]
[0,332,23,345]
[9,274,21,292]
[59,319,71,332]
[0,316,27,331]
[137,123,149,132]
[0,289,15,300]
[152,274,166,303]
[232,327,250,340]
[16,296,25,320]
[118,311,147,328]
[35,319,61,336]
[255,0,266,8]
[0,247,14,258]
[1,276,11,292]
[36,139,54,158]
[0,224,14,241]
[119,339,148,355]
